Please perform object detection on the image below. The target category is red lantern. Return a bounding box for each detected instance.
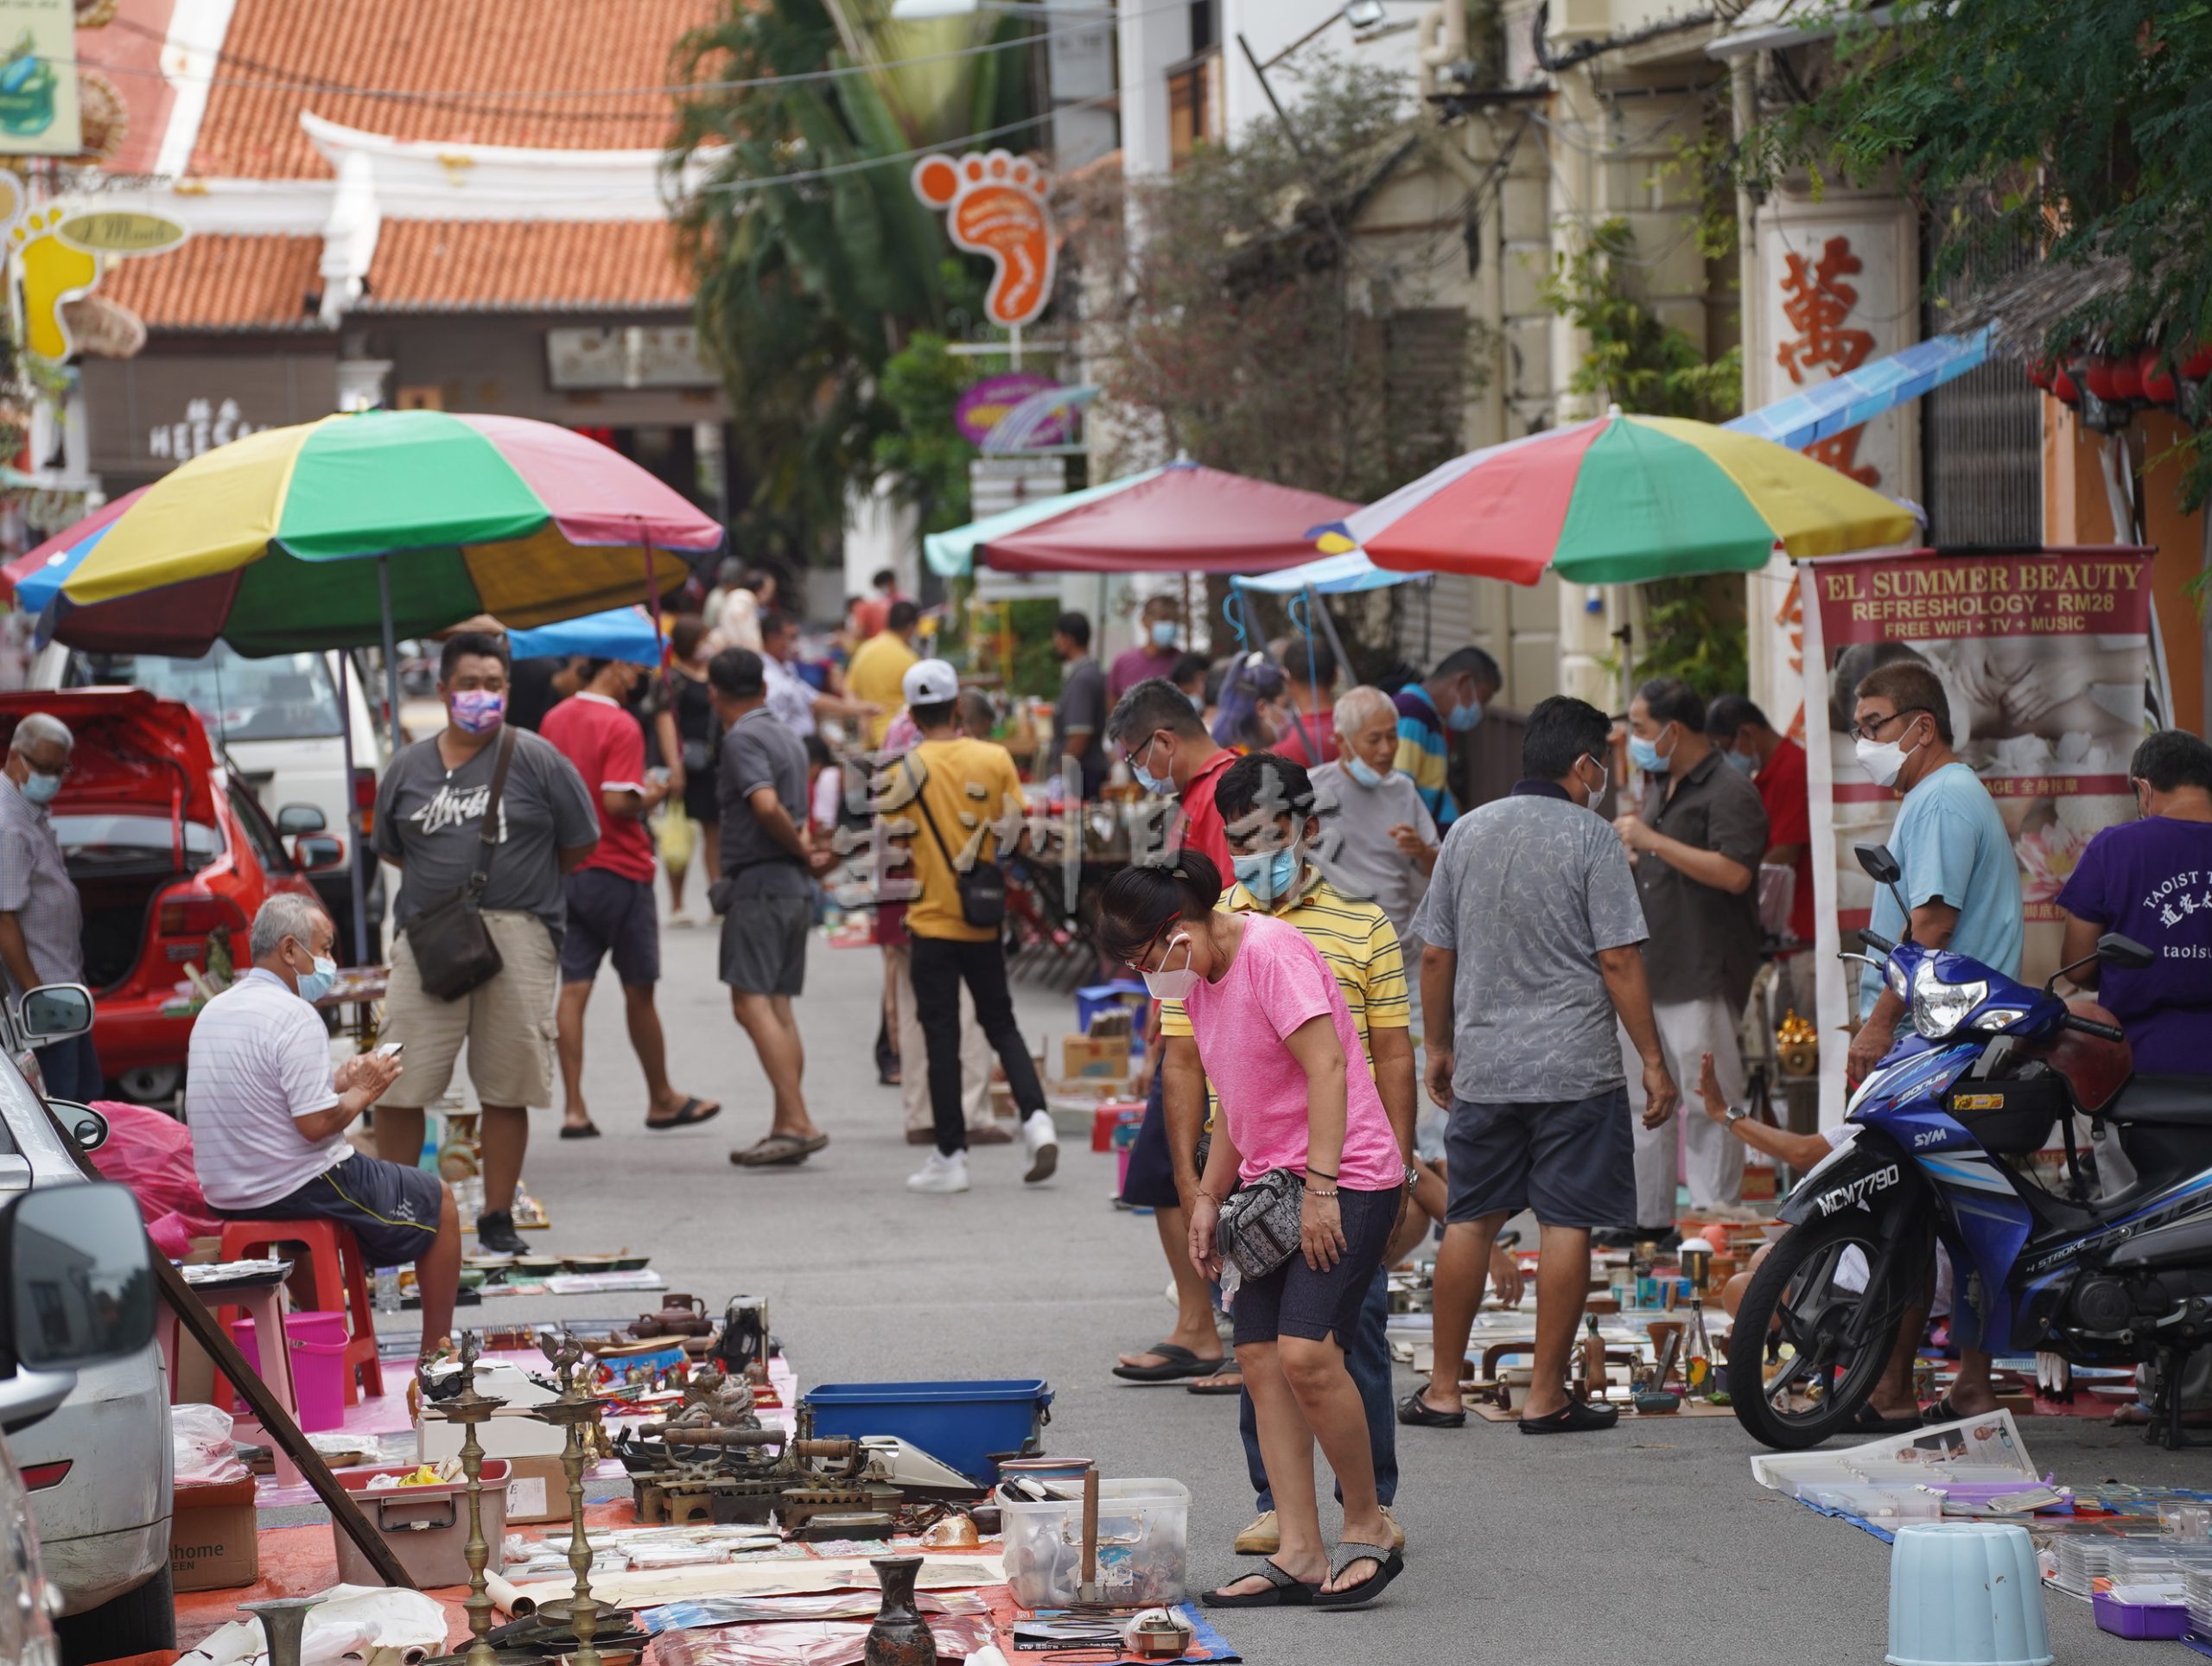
[2052,366,2082,405]
[2140,347,2177,404]
[2109,354,2145,402]
[2183,343,2212,380]
[2026,359,2056,391]
[2084,357,2122,402]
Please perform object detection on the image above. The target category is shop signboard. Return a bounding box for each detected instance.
[56,208,188,255]
[1797,546,2170,1123]
[0,1,79,157]
[912,149,1056,329]
[80,353,340,477]
[545,325,717,390]
[955,372,1064,447]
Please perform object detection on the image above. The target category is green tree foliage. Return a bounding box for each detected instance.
[871,327,979,537]
[667,0,1036,558]
[1540,216,1746,696]
[1742,0,2212,504]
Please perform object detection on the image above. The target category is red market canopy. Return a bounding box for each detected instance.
[980,462,1359,575]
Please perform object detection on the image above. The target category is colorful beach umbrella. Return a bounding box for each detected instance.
[25,410,721,656]
[506,605,666,665]
[1325,407,1918,586]
[924,466,1170,578]
[0,486,149,613]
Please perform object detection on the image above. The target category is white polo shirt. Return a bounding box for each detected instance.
[186,967,346,1211]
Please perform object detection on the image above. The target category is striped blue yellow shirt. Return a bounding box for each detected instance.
[1393,684,1456,827]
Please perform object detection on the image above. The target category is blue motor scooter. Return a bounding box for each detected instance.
[1726,843,2212,1450]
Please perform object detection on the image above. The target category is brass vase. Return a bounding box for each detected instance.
[863,1555,937,1666]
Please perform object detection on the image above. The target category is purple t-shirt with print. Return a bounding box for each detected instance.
[2053,816,2212,1074]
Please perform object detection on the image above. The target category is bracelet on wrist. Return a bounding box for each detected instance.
[1305,1167,1338,1181]
[1305,1184,1339,1199]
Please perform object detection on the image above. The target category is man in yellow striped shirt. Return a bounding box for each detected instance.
[1157,752,1413,1559]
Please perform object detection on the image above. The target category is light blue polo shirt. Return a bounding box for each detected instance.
[1859,761,2023,1015]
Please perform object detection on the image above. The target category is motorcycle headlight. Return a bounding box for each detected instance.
[1910,960,1988,1040]
[1885,957,1909,1002]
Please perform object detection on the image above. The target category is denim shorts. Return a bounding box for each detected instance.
[1445,1086,1634,1229]
[1230,1182,1403,1349]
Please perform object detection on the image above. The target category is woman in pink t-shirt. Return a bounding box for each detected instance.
[1098,851,1406,1612]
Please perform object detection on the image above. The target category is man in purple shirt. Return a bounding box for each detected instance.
[1109,594,1185,703]
[2055,729,2212,1074]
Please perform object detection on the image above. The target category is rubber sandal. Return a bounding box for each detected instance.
[1112,1343,1224,1383]
[646,1097,722,1130]
[730,1131,829,1167]
[1203,1557,1318,1608]
[1852,1403,1925,1434]
[1396,1391,1465,1428]
[1921,1396,1991,1425]
[1313,1542,1403,1610]
[1186,1370,1244,1396]
[1518,1398,1620,1434]
[558,1122,601,1140]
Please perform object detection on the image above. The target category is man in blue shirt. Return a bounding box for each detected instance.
[1392,646,1501,830]
[1845,658,2023,1421]
[1846,660,2024,1083]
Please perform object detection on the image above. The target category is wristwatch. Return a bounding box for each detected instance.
[1724,1104,1750,1126]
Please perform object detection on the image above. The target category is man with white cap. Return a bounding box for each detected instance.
[874,658,1058,1193]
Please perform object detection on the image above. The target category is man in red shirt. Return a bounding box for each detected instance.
[1708,695,1815,968]
[541,658,721,1138]
[1107,677,1237,874]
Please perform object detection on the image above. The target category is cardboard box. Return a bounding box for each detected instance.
[501,1452,569,1524]
[1061,1034,1130,1080]
[170,1477,258,1592]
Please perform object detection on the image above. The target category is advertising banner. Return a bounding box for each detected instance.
[1799,546,2166,1122]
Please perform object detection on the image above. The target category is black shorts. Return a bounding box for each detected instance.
[1118,1071,1184,1210]
[560,868,661,986]
[1230,1182,1402,1348]
[682,767,720,827]
[720,892,810,995]
[1444,1087,1634,1229]
[223,1154,443,1269]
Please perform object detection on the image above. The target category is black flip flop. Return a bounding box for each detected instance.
[1313,1542,1404,1610]
[646,1097,721,1130]
[1922,1396,1966,1425]
[1204,1557,1318,1608]
[730,1131,830,1167]
[1518,1397,1620,1434]
[1186,1370,1245,1396]
[1396,1390,1465,1428]
[1853,1403,1925,1434]
[558,1122,601,1140]
[1111,1343,1223,1383]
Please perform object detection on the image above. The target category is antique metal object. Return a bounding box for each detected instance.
[862,1555,937,1666]
[240,1596,325,1666]
[536,1328,612,1666]
[420,1333,507,1666]
[1124,1607,1195,1660]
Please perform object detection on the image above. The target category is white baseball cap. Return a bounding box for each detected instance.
[903,658,959,705]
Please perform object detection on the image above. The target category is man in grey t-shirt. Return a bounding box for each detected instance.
[1399,696,1678,1435]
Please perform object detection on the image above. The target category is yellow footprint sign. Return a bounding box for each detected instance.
[11,204,98,360]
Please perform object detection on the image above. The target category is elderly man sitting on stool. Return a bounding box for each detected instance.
[188,893,461,1362]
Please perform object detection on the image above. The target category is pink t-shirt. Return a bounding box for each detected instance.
[1180,912,1401,1191]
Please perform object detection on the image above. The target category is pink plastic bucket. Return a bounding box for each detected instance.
[229,1309,349,1433]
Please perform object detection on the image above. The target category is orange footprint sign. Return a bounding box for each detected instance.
[912,149,1056,329]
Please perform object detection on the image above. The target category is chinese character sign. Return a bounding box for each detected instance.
[1775,234,1881,487]
[912,149,1056,328]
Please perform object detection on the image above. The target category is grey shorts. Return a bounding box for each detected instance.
[720,893,810,995]
[1445,1086,1634,1229]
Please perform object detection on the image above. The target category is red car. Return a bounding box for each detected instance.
[0,690,341,1103]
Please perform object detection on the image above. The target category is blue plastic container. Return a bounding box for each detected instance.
[802,1378,1053,1485]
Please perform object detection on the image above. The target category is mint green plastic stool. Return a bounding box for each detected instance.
[1888,1522,2052,1666]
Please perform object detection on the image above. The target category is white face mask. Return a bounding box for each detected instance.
[1141,932,1201,1002]
[1855,736,1908,788]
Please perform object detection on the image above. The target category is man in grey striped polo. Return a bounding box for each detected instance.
[0,713,95,1100]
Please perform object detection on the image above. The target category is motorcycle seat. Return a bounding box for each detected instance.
[2101,1074,2212,1125]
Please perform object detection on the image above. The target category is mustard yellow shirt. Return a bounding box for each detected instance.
[846,630,918,748]
[875,737,1027,942]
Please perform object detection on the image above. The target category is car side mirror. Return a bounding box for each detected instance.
[276,803,327,836]
[1855,843,1903,885]
[2099,932,2155,970]
[18,983,92,1044]
[0,1183,155,1433]
[293,835,344,872]
[46,1100,108,1154]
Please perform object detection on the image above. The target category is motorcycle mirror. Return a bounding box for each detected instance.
[1853,843,1914,944]
[2099,932,2154,970]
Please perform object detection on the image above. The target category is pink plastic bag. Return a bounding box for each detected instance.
[85,1099,225,1258]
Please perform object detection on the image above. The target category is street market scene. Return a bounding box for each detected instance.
[0,0,2207,1663]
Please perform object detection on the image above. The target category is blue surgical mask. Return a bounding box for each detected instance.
[1345,756,1383,789]
[295,954,338,1005]
[1446,698,1483,733]
[1130,734,1173,797]
[1722,747,1756,775]
[17,772,60,806]
[1629,726,1672,775]
[1188,692,1205,714]
[1232,847,1300,903]
[1150,620,1179,649]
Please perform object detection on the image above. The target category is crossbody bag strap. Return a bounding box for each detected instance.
[467,726,519,895]
[906,760,969,877]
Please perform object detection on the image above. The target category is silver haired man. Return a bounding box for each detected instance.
[188,893,461,1362]
[0,712,95,1098]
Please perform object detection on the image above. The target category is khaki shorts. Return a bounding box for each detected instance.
[380,910,560,1110]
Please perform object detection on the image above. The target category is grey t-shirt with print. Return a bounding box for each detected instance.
[373,727,601,944]
[1410,785,1649,1103]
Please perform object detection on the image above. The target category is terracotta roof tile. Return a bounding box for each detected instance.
[362,220,693,313]
[98,234,327,331]
[191,0,724,179]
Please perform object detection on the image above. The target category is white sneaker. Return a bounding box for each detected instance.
[906,1149,970,1194]
[667,907,694,929]
[1021,1110,1059,1185]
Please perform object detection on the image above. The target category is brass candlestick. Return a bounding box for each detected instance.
[423,1334,508,1666]
[240,1595,325,1666]
[536,1328,609,1666]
